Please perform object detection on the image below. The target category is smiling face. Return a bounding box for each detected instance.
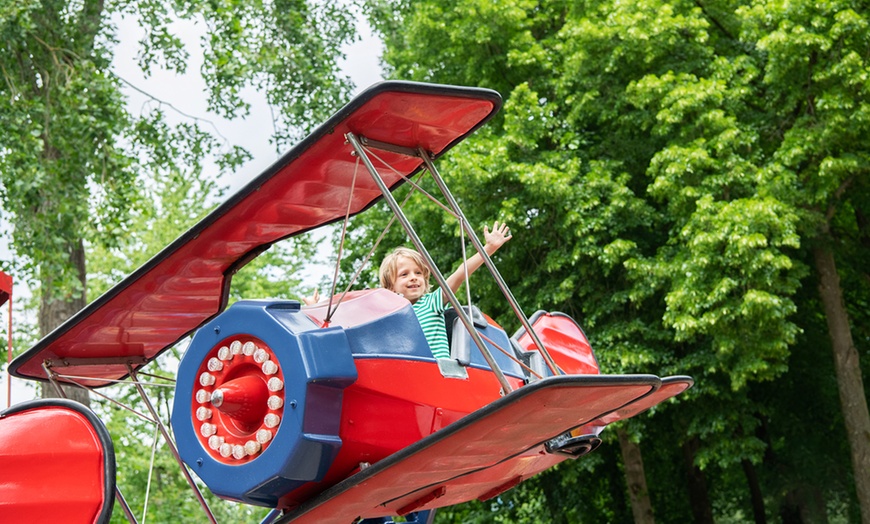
[391,256,428,303]
[379,247,432,304]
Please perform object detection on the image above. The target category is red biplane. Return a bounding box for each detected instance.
[2,82,692,523]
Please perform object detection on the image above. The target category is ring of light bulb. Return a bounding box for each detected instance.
[190,335,285,464]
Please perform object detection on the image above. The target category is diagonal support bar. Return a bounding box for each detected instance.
[114,485,140,524]
[127,365,219,524]
[346,132,514,395]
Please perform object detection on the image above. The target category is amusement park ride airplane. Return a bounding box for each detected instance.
[1,82,692,524]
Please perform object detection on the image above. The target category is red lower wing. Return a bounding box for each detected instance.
[281,375,664,523]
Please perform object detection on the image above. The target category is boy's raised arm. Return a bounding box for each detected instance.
[443,221,512,298]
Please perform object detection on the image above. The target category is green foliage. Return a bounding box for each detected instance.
[367,0,868,521]
[229,237,319,302]
[119,0,357,145]
[1,0,354,519]
[0,0,134,295]
[0,0,356,309]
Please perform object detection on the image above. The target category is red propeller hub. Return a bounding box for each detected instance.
[190,335,286,464]
[211,375,270,428]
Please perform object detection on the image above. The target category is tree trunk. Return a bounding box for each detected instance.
[38,237,89,406]
[781,486,829,524]
[813,245,870,524]
[742,459,767,524]
[618,427,656,524]
[683,437,714,524]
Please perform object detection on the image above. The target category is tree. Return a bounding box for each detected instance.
[0,0,357,403]
[365,0,868,521]
[85,148,316,521]
[738,1,870,519]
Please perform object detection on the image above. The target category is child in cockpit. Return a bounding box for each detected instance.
[376,221,511,359]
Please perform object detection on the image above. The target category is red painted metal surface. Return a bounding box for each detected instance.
[10,82,501,387]
[302,288,410,328]
[589,376,693,426]
[0,401,114,524]
[275,357,525,509]
[516,312,599,375]
[280,375,665,522]
[190,334,286,464]
[0,271,10,306]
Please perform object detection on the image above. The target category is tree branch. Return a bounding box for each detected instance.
[113,73,233,146]
[693,0,735,40]
[825,175,854,226]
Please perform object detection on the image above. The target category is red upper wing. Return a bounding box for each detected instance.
[10,82,501,387]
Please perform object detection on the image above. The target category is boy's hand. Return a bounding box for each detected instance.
[302,288,321,305]
[445,220,512,295]
[484,221,512,251]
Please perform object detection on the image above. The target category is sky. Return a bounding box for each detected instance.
[114,9,385,194]
[0,9,385,408]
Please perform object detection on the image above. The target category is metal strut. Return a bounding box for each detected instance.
[41,362,140,524]
[346,132,515,395]
[127,365,219,524]
[418,150,562,376]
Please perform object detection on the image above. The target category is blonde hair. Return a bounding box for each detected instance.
[379,247,431,294]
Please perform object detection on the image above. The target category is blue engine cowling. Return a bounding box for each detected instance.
[171,300,357,507]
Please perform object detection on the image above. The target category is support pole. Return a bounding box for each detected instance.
[1,270,12,408]
[114,486,140,524]
[128,365,219,524]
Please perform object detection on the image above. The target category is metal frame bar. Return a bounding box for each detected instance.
[41,364,140,524]
[418,150,562,376]
[4,281,11,408]
[45,356,150,368]
[346,132,514,394]
[114,486,139,524]
[325,154,362,324]
[127,365,219,524]
[359,135,419,157]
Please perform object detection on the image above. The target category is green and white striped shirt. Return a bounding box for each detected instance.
[412,290,450,359]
